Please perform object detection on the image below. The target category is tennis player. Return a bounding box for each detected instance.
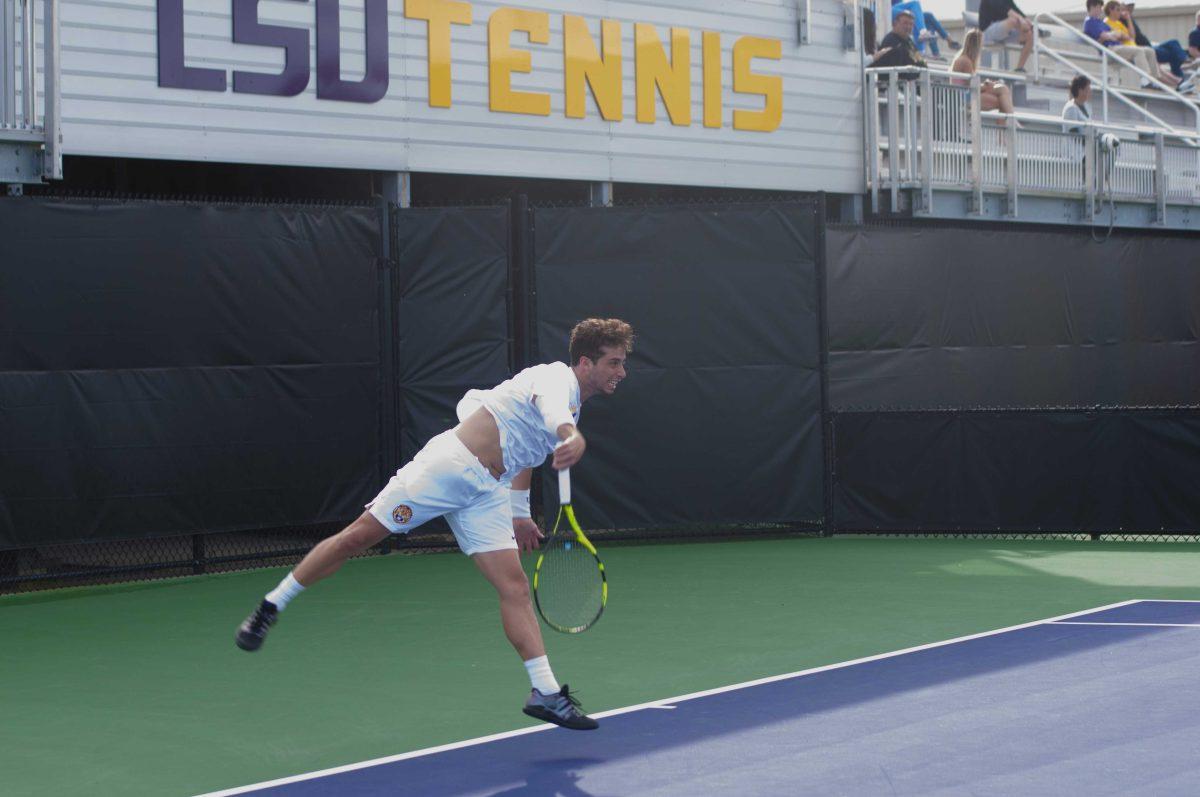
[235,318,633,731]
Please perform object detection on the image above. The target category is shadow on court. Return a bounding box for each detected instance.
[484,757,605,797]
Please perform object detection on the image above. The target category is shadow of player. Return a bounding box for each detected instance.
[485,757,607,797]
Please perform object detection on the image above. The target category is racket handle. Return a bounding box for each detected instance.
[558,467,571,506]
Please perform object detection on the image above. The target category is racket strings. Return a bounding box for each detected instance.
[536,509,604,632]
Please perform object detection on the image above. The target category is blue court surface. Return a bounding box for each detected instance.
[204,600,1200,796]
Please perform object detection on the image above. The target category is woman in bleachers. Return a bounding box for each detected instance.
[952,28,1017,118]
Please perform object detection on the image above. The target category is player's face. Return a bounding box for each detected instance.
[583,346,627,396]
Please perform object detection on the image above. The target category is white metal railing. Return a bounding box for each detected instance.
[865,67,1200,223]
[1,0,60,179]
[1032,11,1200,134]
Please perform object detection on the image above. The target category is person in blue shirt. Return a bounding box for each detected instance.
[891,0,960,57]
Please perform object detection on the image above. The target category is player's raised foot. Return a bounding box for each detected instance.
[235,599,278,651]
[523,684,599,730]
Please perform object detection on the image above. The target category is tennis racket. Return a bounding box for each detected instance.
[532,467,607,634]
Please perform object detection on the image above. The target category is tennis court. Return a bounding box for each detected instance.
[206,598,1200,796]
[6,536,1200,796]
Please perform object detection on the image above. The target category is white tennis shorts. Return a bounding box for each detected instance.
[366,429,517,556]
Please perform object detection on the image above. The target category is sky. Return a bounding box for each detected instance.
[915,0,1198,21]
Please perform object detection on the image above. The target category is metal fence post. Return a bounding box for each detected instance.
[920,69,933,214]
[1005,120,1018,218]
[2,0,14,127]
[969,73,983,215]
[1154,132,1166,226]
[1084,125,1096,221]
[887,73,900,213]
[21,0,32,126]
[43,0,61,178]
[867,70,880,214]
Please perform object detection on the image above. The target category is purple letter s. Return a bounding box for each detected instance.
[232,0,311,97]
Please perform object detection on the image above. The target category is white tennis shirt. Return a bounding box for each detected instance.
[457,362,581,481]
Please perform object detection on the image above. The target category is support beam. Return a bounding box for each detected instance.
[381,172,411,208]
[589,181,613,207]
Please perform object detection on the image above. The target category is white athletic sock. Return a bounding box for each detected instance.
[524,655,560,695]
[265,572,305,611]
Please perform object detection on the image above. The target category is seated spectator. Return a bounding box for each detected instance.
[1123,3,1189,80]
[1090,0,1179,87]
[891,0,961,57]
[979,0,1034,72]
[871,10,928,69]
[952,28,1016,119]
[1062,75,1092,132]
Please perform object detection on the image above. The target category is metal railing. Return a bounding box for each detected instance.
[865,67,1200,222]
[1,0,60,180]
[1032,11,1200,134]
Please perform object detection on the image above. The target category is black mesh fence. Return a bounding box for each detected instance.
[5,196,1199,595]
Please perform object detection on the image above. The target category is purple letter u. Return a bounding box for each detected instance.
[316,0,388,103]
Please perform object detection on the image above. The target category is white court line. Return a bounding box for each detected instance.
[1051,621,1200,627]
[197,597,1181,797]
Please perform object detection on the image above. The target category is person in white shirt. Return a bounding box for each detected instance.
[235,318,634,731]
[1062,74,1092,132]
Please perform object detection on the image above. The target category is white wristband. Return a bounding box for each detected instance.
[510,488,531,519]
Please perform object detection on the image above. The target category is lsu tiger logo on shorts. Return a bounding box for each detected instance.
[392,505,414,525]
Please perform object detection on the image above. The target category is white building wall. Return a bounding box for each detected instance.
[41,0,865,192]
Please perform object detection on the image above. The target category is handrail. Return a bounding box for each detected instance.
[1033,44,1195,141]
[1032,11,1200,132]
[865,66,1200,221]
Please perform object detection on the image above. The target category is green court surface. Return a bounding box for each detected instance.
[4,536,1200,796]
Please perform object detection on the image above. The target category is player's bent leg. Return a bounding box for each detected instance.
[235,513,391,652]
[293,512,391,586]
[472,548,598,730]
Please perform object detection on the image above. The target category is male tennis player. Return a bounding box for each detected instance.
[234,318,633,731]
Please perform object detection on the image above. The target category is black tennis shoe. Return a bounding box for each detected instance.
[523,684,599,730]
[235,599,278,651]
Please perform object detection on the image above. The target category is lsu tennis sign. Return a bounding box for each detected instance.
[156,0,783,132]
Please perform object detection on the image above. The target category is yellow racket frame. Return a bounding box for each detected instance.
[532,480,607,634]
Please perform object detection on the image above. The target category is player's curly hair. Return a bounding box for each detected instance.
[569,318,634,365]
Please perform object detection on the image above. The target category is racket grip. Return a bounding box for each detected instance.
[558,467,571,506]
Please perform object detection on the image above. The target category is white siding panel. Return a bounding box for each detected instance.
[51,0,864,191]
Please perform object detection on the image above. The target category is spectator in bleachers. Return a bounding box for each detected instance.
[979,0,1034,72]
[1188,10,1200,62]
[871,10,928,68]
[890,0,961,57]
[1062,75,1093,132]
[952,29,1017,116]
[1122,3,1189,80]
[1085,0,1180,88]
